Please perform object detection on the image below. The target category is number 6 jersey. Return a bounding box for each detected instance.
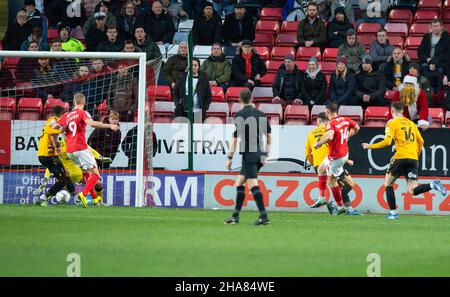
[57,109,92,153]
[326,116,357,159]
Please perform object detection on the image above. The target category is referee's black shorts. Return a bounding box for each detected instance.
[240,162,263,179]
[38,156,66,180]
[387,158,419,181]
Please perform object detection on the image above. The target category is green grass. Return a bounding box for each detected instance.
[0,205,449,276]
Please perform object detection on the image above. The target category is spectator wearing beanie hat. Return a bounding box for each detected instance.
[272,55,304,107]
[192,1,222,46]
[337,28,365,73]
[326,6,354,48]
[409,62,432,104]
[57,23,86,52]
[83,1,117,36]
[330,55,355,105]
[300,56,327,107]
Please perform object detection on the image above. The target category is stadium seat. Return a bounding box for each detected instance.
[405,36,423,51]
[364,106,390,127]
[429,108,444,128]
[408,23,430,37]
[255,20,280,36]
[230,102,242,117]
[296,47,321,61]
[388,9,413,24]
[260,7,283,21]
[388,36,405,48]
[281,21,300,33]
[48,29,59,40]
[266,60,283,74]
[276,33,298,47]
[384,90,397,103]
[193,46,211,59]
[178,19,194,32]
[310,105,326,125]
[154,101,175,122]
[17,97,43,120]
[226,87,247,102]
[446,111,450,127]
[322,48,339,62]
[294,61,308,71]
[166,44,179,59]
[320,62,336,75]
[405,49,419,61]
[357,35,376,50]
[271,46,295,61]
[413,11,440,24]
[4,57,20,72]
[253,33,275,48]
[284,105,309,125]
[43,98,69,120]
[148,85,171,101]
[97,100,109,122]
[442,10,450,24]
[260,73,277,87]
[0,97,16,120]
[211,87,225,102]
[206,102,229,121]
[357,23,381,36]
[325,74,331,86]
[384,23,409,39]
[418,0,442,11]
[258,103,283,125]
[338,106,363,124]
[204,116,225,124]
[252,87,273,103]
[253,46,270,61]
[430,90,446,107]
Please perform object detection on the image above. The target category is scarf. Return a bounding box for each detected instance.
[242,51,253,78]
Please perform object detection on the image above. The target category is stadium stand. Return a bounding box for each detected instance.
[43,98,69,120]
[284,105,309,125]
[0,97,16,120]
[17,97,43,120]
[364,106,390,127]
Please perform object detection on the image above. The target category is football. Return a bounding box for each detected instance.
[55,190,71,204]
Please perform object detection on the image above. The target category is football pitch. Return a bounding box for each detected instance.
[0,205,449,277]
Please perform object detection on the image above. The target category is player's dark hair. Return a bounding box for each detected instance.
[94,183,103,192]
[326,101,339,114]
[391,101,404,113]
[239,89,253,104]
[317,112,328,121]
[53,105,65,117]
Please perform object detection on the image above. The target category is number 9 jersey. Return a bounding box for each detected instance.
[326,116,357,159]
[57,109,92,153]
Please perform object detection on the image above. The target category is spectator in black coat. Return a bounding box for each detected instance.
[15,41,39,83]
[272,55,303,107]
[85,11,108,51]
[0,58,15,97]
[384,47,410,90]
[192,2,222,46]
[23,0,44,29]
[144,1,176,45]
[47,0,87,29]
[121,126,157,169]
[422,58,444,95]
[2,10,32,50]
[230,40,267,89]
[116,0,145,41]
[329,56,355,105]
[222,3,255,47]
[326,5,354,48]
[418,19,449,74]
[97,26,124,52]
[300,56,327,107]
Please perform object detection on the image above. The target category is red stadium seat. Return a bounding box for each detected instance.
[147,85,171,101]
[260,7,283,22]
[405,36,423,49]
[325,74,331,86]
[388,36,405,48]
[48,29,59,40]
[211,87,225,102]
[310,105,326,125]
[0,97,16,120]
[284,105,309,125]
[388,9,413,24]
[446,111,450,127]
[230,102,242,117]
[4,57,20,72]
[154,117,173,123]
[409,23,430,37]
[294,61,308,71]
[357,23,381,36]
[97,100,109,122]
[271,46,295,61]
[281,21,300,33]
[258,103,283,125]
[17,97,43,120]
[44,98,69,120]
[204,117,225,124]
[296,47,321,61]
[384,23,408,39]
[322,48,339,62]
[357,35,376,50]
[260,73,277,87]
[265,60,283,74]
[253,46,270,61]
[253,33,275,48]
[276,33,298,47]
[364,106,390,127]
[338,105,363,124]
[206,102,229,121]
[320,62,336,75]
[255,20,280,36]
[226,87,248,102]
[405,49,419,61]
[430,90,446,107]
[418,0,442,11]
[154,101,175,118]
[429,108,444,128]
[252,87,273,103]
[384,90,397,103]
[442,10,450,24]
[413,11,440,23]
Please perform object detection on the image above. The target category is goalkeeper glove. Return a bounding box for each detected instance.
[97,156,112,163]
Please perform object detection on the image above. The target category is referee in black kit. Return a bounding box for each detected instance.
[225,89,272,225]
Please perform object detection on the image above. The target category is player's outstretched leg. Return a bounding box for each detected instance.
[413,180,447,197]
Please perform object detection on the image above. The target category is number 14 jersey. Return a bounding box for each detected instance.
[57,109,92,153]
[326,116,356,159]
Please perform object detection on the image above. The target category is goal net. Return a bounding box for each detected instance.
[0,50,162,207]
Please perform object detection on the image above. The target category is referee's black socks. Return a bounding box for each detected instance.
[251,186,267,218]
[232,186,246,218]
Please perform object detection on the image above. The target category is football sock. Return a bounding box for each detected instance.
[232,186,246,217]
[83,173,99,197]
[386,186,396,210]
[341,184,352,208]
[318,175,327,197]
[251,186,267,218]
[413,184,432,195]
[331,186,344,207]
[82,172,90,184]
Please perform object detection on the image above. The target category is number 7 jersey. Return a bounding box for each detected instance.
[57,109,92,153]
[326,116,357,159]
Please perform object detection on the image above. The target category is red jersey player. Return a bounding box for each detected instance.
[52,93,119,207]
[313,102,360,214]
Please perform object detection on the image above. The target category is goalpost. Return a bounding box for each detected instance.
[0,50,162,207]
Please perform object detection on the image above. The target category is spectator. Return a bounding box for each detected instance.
[83,1,117,37]
[409,62,432,105]
[122,40,140,52]
[133,26,162,61]
[173,58,212,121]
[60,65,91,103]
[162,0,188,29]
[145,1,176,46]
[98,26,124,52]
[384,47,410,90]
[0,58,15,96]
[200,43,232,90]
[20,26,49,51]
[85,11,108,51]
[109,61,139,121]
[116,1,144,41]
[2,10,32,50]
[49,39,78,81]
[163,42,189,88]
[230,40,267,89]
[337,29,365,73]
[422,58,444,95]
[391,75,430,131]
[329,1,354,23]
[272,55,303,107]
[330,55,355,105]
[192,2,222,46]
[84,0,120,17]
[350,55,386,107]
[212,0,235,17]
[131,0,150,16]
[88,110,122,169]
[370,29,394,71]
[222,3,255,47]
[356,0,389,27]
[122,126,157,169]
[15,41,39,83]
[33,58,63,101]
[47,0,87,30]
[182,0,208,20]
[419,19,449,74]
[296,2,327,50]
[58,24,86,52]
[326,5,354,48]
[300,56,327,107]
[23,0,44,29]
